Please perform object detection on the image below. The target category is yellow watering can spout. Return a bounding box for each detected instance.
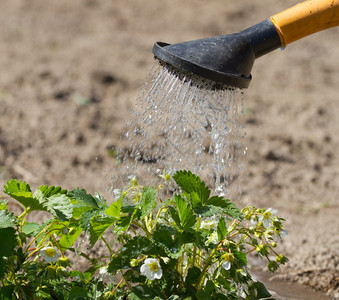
[271,0,339,47]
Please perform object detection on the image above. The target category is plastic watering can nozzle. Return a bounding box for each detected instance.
[152,0,339,89]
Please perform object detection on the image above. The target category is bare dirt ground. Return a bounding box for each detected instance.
[0,0,338,298]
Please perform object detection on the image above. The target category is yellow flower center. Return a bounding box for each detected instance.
[263,211,271,219]
[45,248,56,257]
[221,252,234,262]
[148,261,159,272]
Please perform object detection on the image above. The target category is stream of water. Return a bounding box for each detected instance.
[115,61,246,200]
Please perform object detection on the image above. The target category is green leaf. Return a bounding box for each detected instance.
[123,236,157,257]
[0,210,16,229]
[68,188,100,216]
[21,222,40,235]
[139,187,156,218]
[252,281,272,299]
[185,266,201,285]
[217,217,227,242]
[79,210,98,231]
[178,229,196,244]
[0,285,15,299]
[175,194,196,229]
[4,179,37,210]
[37,184,67,198]
[267,261,279,273]
[233,250,247,267]
[114,215,133,233]
[5,180,73,220]
[205,196,242,220]
[131,285,160,299]
[0,200,8,210]
[69,286,91,300]
[196,290,211,300]
[114,205,140,233]
[124,269,145,283]
[32,189,73,221]
[152,225,182,256]
[89,215,116,247]
[68,188,99,208]
[0,227,17,279]
[168,206,181,228]
[108,236,157,273]
[192,205,219,217]
[48,193,73,221]
[173,170,210,205]
[205,280,215,294]
[105,197,122,218]
[0,227,17,257]
[58,226,83,250]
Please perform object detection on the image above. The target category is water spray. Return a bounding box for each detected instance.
[153,0,339,89]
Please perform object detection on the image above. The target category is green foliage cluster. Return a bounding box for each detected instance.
[0,170,287,299]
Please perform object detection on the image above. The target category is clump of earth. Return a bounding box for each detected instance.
[0,0,338,298]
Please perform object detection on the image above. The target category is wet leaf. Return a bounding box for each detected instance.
[139,187,156,218]
[173,170,210,205]
[217,217,227,242]
[89,215,116,246]
[106,196,122,218]
[206,196,242,220]
[175,194,196,229]
[0,210,16,229]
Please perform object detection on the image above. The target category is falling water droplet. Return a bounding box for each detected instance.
[114,61,247,200]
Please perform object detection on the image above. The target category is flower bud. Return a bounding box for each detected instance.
[130,258,139,267]
[267,261,279,272]
[256,244,269,256]
[58,256,71,267]
[45,265,57,279]
[276,254,288,264]
[56,266,68,277]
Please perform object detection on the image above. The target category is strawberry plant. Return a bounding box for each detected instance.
[0,170,287,299]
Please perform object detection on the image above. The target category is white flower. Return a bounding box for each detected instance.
[140,258,162,280]
[157,169,174,182]
[275,229,288,241]
[206,231,219,245]
[222,260,231,270]
[128,174,137,185]
[113,188,123,200]
[259,208,277,228]
[201,217,218,230]
[40,246,59,263]
[99,266,108,275]
[221,252,234,270]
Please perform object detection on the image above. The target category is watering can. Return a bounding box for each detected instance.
[153,0,339,89]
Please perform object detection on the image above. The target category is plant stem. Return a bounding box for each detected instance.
[191,217,201,268]
[17,208,28,220]
[101,236,113,255]
[195,248,216,290]
[111,278,124,295]
[121,271,132,291]
[152,206,165,232]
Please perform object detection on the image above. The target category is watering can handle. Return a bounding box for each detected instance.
[270,0,339,47]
